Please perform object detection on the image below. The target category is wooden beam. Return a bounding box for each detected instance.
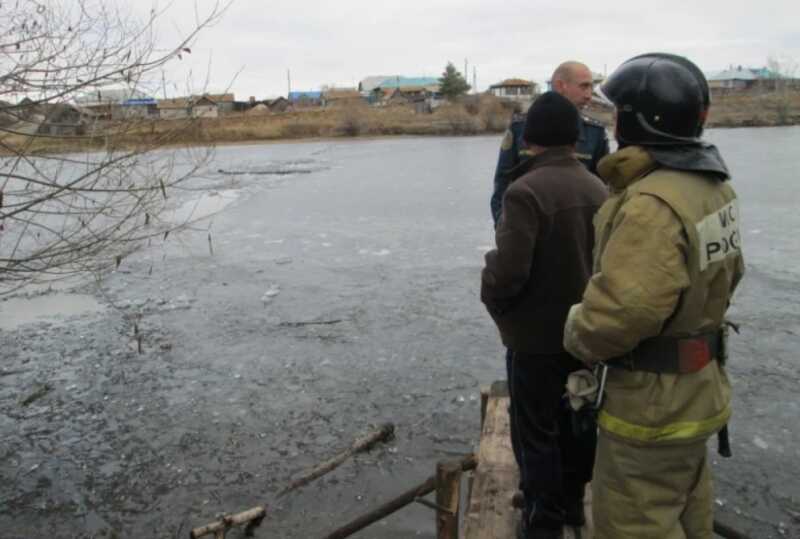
[190,424,394,538]
[278,423,394,497]
[189,507,266,539]
[435,460,462,539]
[322,454,477,539]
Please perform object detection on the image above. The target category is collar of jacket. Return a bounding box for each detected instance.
[578,116,588,143]
[597,146,658,192]
[509,146,578,181]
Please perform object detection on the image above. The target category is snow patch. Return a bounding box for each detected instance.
[753,436,769,450]
[261,284,281,304]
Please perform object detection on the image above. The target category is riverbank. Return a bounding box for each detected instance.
[2,92,798,155]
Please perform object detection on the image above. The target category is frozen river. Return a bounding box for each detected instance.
[1,128,799,538]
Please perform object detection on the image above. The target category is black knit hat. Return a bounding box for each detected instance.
[523,91,579,147]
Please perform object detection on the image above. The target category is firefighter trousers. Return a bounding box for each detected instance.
[592,431,713,538]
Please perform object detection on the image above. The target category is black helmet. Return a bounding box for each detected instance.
[600,53,710,146]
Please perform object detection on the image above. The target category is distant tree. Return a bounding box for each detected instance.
[766,55,798,92]
[766,55,798,124]
[438,62,471,100]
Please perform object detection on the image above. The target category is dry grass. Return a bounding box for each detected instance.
[579,90,800,130]
[0,96,517,155]
[707,91,800,127]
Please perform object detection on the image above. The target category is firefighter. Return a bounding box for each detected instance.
[563,53,745,538]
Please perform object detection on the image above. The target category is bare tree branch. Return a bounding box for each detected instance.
[0,0,232,293]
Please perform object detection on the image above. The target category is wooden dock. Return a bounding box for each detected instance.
[463,381,593,539]
[189,381,748,539]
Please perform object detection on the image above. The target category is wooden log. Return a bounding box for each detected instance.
[278,422,394,497]
[19,383,52,406]
[435,460,461,539]
[189,506,266,539]
[322,454,477,539]
[190,423,394,538]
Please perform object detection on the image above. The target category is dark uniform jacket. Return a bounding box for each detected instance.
[481,147,608,354]
[490,112,609,225]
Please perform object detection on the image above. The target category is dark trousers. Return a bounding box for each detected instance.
[506,348,596,527]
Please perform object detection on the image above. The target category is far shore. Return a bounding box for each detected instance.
[2,91,798,156]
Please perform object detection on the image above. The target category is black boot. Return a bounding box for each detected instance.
[564,496,585,527]
[518,502,565,539]
[517,518,564,539]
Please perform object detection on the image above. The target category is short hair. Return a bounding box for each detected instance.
[552,61,589,84]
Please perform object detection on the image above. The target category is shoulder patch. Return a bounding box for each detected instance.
[501,130,513,151]
[695,200,741,271]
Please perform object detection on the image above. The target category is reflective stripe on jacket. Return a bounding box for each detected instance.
[564,146,745,445]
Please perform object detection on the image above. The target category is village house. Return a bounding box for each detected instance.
[232,97,257,113]
[367,77,442,111]
[384,88,437,113]
[11,99,87,136]
[14,97,38,121]
[267,97,290,113]
[157,95,229,119]
[37,103,85,136]
[705,66,790,94]
[288,91,323,108]
[234,96,291,115]
[372,77,440,99]
[487,79,538,102]
[157,97,191,120]
[74,88,154,120]
[358,76,393,96]
[0,100,17,127]
[190,96,219,118]
[707,66,760,92]
[120,97,159,118]
[204,93,235,114]
[321,88,363,107]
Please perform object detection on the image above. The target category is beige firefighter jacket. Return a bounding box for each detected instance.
[564,146,745,446]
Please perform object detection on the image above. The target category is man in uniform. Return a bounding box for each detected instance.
[481,92,608,539]
[563,53,745,538]
[490,61,609,225]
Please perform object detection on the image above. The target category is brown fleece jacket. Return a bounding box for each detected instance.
[481,146,608,354]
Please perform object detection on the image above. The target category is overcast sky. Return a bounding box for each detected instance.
[133,0,800,99]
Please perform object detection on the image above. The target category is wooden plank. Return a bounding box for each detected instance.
[464,393,518,539]
[476,395,516,471]
[464,384,594,539]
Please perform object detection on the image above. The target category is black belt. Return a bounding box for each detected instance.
[608,330,723,374]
